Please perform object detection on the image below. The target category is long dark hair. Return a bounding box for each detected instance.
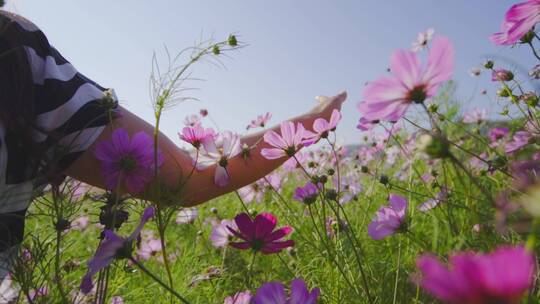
[0,12,41,164]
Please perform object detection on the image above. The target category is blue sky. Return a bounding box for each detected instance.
[5,1,535,144]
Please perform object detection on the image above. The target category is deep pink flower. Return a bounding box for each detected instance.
[491,0,540,45]
[251,278,320,304]
[247,112,272,130]
[80,207,155,294]
[261,121,312,160]
[227,213,294,254]
[358,37,454,122]
[223,290,252,304]
[178,125,215,149]
[94,128,163,193]
[368,194,407,240]
[416,246,535,303]
[505,131,532,153]
[489,127,509,142]
[197,131,242,187]
[306,109,342,143]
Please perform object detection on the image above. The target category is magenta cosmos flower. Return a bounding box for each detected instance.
[368,194,407,240]
[251,278,320,304]
[94,128,163,193]
[358,37,454,122]
[491,0,540,45]
[261,121,312,160]
[197,131,242,187]
[247,112,272,130]
[80,207,155,293]
[416,246,535,304]
[227,212,294,254]
[178,125,215,149]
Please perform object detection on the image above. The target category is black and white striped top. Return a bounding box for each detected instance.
[0,11,114,284]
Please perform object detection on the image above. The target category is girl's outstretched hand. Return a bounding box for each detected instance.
[308,91,347,120]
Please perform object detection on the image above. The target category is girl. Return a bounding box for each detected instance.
[0,10,345,282]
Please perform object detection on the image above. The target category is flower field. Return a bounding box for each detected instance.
[4,1,540,303]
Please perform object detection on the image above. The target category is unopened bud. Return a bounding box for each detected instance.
[417,133,450,159]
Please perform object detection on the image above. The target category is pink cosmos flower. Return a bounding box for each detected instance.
[358,37,454,122]
[136,232,162,261]
[175,208,198,224]
[183,114,201,127]
[411,28,435,52]
[306,109,342,143]
[463,107,487,124]
[489,127,509,142]
[80,207,155,294]
[368,194,407,240]
[418,187,449,212]
[227,212,294,254]
[71,216,90,231]
[356,117,379,131]
[491,0,540,45]
[238,180,266,204]
[247,112,272,130]
[283,151,308,171]
[293,182,320,205]
[261,121,312,160]
[29,286,49,301]
[197,131,242,187]
[251,278,320,304]
[505,131,532,154]
[0,274,18,303]
[210,219,238,248]
[178,125,215,149]
[94,128,163,193]
[223,290,252,304]
[111,296,124,304]
[416,246,535,303]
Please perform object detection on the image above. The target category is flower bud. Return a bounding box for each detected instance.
[360,166,369,173]
[520,30,535,44]
[521,92,539,107]
[483,60,494,69]
[492,69,514,82]
[326,189,338,201]
[417,133,450,159]
[228,35,238,46]
[55,219,71,232]
[379,175,389,185]
[327,168,335,176]
[427,103,438,113]
[212,45,220,55]
[497,88,510,97]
